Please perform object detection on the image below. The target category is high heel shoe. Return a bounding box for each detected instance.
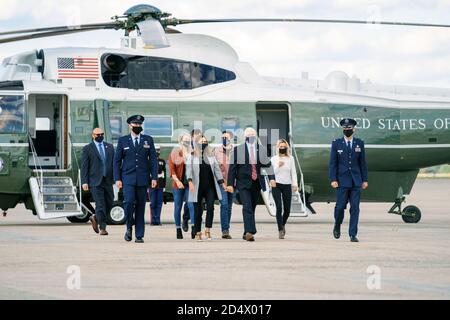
[195,232,203,241]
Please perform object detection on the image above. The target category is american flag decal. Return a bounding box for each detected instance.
[57,57,99,79]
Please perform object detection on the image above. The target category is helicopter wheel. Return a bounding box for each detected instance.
[401,205,422,224]
[67,206,92,223]
[107,201,126,225]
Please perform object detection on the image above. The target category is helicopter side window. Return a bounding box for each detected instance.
[0,95,25,134]
[190,63,236,89]
[102,54,236,90]
[142,115,173,137]
[109,116,123,141]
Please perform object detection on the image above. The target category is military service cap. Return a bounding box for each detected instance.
[340,118,357,128]
[127,115,145,124]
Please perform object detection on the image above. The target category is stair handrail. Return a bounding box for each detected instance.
[288,133,307,211]
[68,133,82,210]
[27,133,44,205]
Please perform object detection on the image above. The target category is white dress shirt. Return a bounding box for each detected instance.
[344,137,353,149]
[271,155,298,186]
[131,133,141,146]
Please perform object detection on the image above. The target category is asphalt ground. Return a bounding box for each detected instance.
[0,179,449,300]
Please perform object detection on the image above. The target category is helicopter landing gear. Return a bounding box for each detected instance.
[388,196,422,223]
[2,211,6,217]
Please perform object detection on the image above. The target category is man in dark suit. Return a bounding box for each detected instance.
[227,127,276,242]
[81,128,115,235]
[329,118,368,242]
[114,115,158,243]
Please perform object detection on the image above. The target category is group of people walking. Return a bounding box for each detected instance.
[81,114,367,243]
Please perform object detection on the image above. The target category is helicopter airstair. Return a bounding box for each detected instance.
[27,134,84,220]
[261,134,311,218]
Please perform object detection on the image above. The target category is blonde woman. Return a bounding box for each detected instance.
[168,133,196,239]
[187,136,225,241]
[271,139,298,239]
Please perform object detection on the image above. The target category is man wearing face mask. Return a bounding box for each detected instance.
[227,127,276,242]
[81,128,115,236]
[114,115,158,243]
[329,118,368,243]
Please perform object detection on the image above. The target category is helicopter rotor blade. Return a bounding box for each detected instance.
[166,18,450,29]
[0,22,118,37]
[0,24,119,44]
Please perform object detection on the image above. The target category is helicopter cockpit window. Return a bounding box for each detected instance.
[102,54,236,90]
[0,95,25,134]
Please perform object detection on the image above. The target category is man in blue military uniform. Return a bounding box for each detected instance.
[114,115,158,243]
[329,118,368,242]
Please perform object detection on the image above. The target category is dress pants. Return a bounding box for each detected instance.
[90,178,114,230]
[271,183,292,232]
[334,184,361,237]
[123,185,148,239]
[194,184,216,233]
[238,179,261,235]
[149,188,163,225]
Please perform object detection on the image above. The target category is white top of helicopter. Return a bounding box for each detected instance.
[1,32,450,109]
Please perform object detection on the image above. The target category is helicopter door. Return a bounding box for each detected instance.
[94,99,112,142]
[256,102,309,218]
[256,102,290,156]
[28,94,69,170]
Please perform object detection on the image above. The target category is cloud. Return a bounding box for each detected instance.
[1,0,450,88]
[0,0,19,21]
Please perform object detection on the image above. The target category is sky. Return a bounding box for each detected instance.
[1,0,450,88]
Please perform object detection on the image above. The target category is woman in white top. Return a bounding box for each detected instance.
[271,139,299,239]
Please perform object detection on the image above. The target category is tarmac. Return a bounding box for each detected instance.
[0,179,449,300]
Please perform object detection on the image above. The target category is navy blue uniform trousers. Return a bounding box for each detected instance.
[334,183,361,237]
[123,184,147,239]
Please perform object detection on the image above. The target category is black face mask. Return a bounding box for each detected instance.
[343,130,354,138]
[279,148,287,155]
[94,135,104,143]
[246,136,257,144]
[201,143,208,151]
[132,126,143,135]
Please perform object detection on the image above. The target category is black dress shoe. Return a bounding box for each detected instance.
[350,236,359,243]
[333,225,341,239]
[124,228,132,242]
[177,228,183,239]
[135,238,144,243]
[182,220,189,232]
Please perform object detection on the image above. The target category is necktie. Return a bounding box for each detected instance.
[347,141,352,152]
[249,145,257,181]
[135,137,139,148]
[98,144,106,177]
